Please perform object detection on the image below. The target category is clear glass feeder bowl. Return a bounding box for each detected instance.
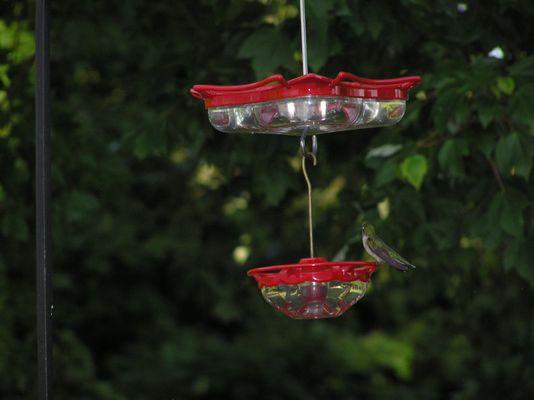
[207,96,406,135]
[191,72,421,136]
[247,258,377,319]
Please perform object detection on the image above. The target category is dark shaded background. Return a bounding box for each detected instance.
[1,1,533,399]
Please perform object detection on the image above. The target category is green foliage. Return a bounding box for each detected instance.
[495,133,532,179]
[1,0,533,399]
[438,139,469,177]
[330,330,415,380]
[238,27,294,78]
[400,155,428,190]
[496,76,515,96]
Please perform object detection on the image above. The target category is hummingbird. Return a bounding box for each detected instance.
[361,222,416,272]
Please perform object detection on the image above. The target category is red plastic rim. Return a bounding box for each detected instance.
[247,257,377,288]
[191,72,421,108]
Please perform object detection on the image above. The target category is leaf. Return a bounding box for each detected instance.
[477,102,500,128]
[0,65,10,87]
[509,55,534,78]
[432,89,470,134]
[515,156,533,180]
[516,241,534,282]
[133,129,167,159]
[377,197,390,220]
[504,239,526,272]
[495,133,531,179]
[496,77,515,96]
[65,191,100,223]
[374,159,398,187]
[481,193,505,250]
[330,331,414,380]
[476,136,495,158]
[486,193,504,229]
[400,155,428,190]
[1,214,29,241]
[0,21,35,63]
[306,0,335,71]
[238,28,294,78]
[495,133,519,172]
[254,168,291,206]
[438,139,469,177]
[364,6,384,40]
[366,144,403,159]
[500,197,524,237]
[509,84,534,129]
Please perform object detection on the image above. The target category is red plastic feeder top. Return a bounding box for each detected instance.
[247,257,377,319]
[190,72,420,136]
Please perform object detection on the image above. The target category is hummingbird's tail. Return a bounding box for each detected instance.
[390,260,416,272]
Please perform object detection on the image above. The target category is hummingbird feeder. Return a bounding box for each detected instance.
[191,0,420,319]
[247,258,376,319]
[190,72,420,136]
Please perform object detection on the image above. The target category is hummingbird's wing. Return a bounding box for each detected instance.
[367,236,416,272]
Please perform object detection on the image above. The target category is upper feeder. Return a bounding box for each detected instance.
[190,72,420,136]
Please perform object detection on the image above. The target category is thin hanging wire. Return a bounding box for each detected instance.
[301,135,317,258]
[299,0,308,75]
[298,0,318,258]
[36,0,53,399]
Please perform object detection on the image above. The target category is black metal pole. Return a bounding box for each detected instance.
[36,0,52,399]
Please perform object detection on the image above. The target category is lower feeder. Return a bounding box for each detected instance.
[191,72,420,135]
[247,257,376,319]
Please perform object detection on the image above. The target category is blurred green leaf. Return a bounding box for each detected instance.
[476,135,495,158]
[331,331,414,380]
[238,27,294,78]
[509,84,534,128]
[496,77,515,95]
[400,155,428,189]
[500,196,524,237]
[495,133,532,179]
[366,143,403,159]
[504,239,527,272]
[64,191,100,223]
[438,139,469,177]
[477,102,500,128]
[1,214,28,241]
[374,158,398,187]
[509,55,534,78]
[306,0,334,71]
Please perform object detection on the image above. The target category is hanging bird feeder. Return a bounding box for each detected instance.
[247,257,376,319]
[191,72,420,135]
[190,0,420,319]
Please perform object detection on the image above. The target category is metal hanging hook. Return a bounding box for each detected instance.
[300,132,318,258]
[300,133,317,164]
[301,153,316,258]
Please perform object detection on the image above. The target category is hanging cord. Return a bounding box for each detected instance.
[300,134,317,258]
[299,0,308,74]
